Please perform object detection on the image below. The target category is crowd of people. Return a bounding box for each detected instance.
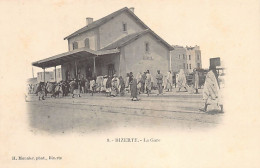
[27,66,224,112]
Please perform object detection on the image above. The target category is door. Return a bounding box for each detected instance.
[108,64,114,77]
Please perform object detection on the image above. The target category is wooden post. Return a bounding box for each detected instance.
[43,67,46,96]
[32,66,34,78]
[54,66,57,82]
[93,56,96,75]
[75,60,78,79]
[43,68,45,83]
[169,52,172,72]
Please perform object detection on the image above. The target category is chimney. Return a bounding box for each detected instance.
[129,7,135,13]
[86,17,93,26]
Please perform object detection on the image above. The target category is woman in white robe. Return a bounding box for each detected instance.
[145,70,152,96]
[136,72,142,94]
[101,76,108,92]
[177,69,188,92]
[199,69,220,112]
[166,71,173,92]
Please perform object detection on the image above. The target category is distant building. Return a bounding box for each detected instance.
[37,68,62,83]
[170,45,202,74]
[37,71,53,83]
[170,45,187,73]
[26,77,37,85]
[55,68,62,82]
[185,45,202,73]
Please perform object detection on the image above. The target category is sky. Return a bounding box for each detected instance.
[0,0,259,79]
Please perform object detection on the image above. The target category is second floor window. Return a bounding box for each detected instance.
[187,64,188,69]
[189,64,191,69]
[145,42,150,53]
[72,42,78,50]
[197,55,200,60]
[189,55,191,60]
[179,55,180,59]
[85,38,90,48]
[183,63,185,69]
[183,54,185,59]
[123,23,127,32]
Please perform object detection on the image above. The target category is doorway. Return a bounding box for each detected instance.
[108,64,115,77]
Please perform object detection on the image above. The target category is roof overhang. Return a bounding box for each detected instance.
[32,47,120,68]
[102,29,174,51]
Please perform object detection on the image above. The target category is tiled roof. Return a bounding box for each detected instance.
[64,7,173,50]
[102,29,149,50]
[102,29,174,50]
[64,7,147,40]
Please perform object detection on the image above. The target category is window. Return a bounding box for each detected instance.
[145,42,150,53]
[183,54,185,59]
[123,23,127,31]
[84,38,90,48]
[72,42,78,50]
[189,55,191,60]
[189,64,191,69]
[187,64,188,69]
[197,63,200,68]
[197,55,200,60]
[183,63,185,69]
[179,55,180,59]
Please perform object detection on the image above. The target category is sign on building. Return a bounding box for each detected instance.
[210,57,221,67]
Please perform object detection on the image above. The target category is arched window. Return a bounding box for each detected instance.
[84,38,90,48]
[72,42,78,50]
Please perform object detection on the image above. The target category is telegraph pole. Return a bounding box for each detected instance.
[32,66,34,78]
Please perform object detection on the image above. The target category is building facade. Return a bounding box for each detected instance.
[36,68,62,83]
[37,71,53,83]
[32,7,173,81]
[185,45,202,73]
[170,45,187,73]
[170,45,202,74]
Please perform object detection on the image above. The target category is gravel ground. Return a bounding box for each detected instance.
[26,89,224,134]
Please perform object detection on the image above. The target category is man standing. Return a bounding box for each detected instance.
[156,70,163,95]
[80,76,86,94]
[193,69,199,94]
[145,70,152,96]
[130,77,139,101]
[140,72,147,93]
[111,74,119,97]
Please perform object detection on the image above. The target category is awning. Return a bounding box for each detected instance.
[32,47,120,68]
